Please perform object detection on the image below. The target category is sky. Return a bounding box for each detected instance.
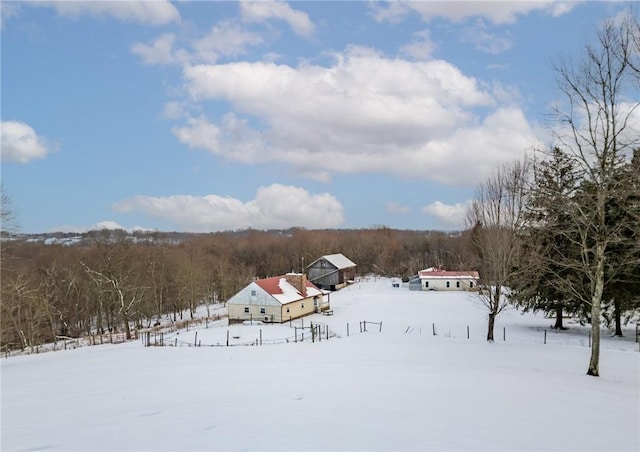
[2,277,639,451]
[1,1,635,234]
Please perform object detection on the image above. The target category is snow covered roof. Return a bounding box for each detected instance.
[418,268,479,279]
[309,253,356,270]
[255,275,323,305]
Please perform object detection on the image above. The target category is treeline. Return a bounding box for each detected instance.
[0,227,471,351]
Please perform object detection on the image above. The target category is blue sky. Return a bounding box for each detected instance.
[0,1,631,233]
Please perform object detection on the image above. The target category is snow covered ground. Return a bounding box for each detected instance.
[2,277,639,451]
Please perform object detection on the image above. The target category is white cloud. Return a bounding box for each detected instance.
[173,113,268,164]
[192,21,265,63]
[549,2,577,18]
[240,1,315,36]
[89,220,129,232]
[113,184,345,232]
[387,202,411,214]
[368,1,411,24]
[162,101,188,120]
[422,200,471,228]
[0,1,20,30]
[400,29,436,60]
[1,120,53,163]
[460,20,513,54]
[40,0,180,25]
[177,48,536,187]
[131,33,188,66]
[131,22,264,66]
[373,1,576,25]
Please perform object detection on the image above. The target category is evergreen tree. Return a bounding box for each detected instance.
[602,150,640,335]
[510,148,586,328]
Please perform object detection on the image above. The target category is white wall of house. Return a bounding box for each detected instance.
[281,297,317,321]
[420,278,477,291]
[227,282,279,320]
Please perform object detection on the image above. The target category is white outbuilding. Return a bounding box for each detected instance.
[411,267,480,291]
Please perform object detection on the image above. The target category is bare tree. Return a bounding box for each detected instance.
[466,160,530,341]
[550,12,640,376]
[83,244,147,340]
[1,185,19,236]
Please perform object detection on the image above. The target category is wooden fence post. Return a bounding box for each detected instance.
[467,325,470,339]
[544,329,547,344]
[432,323,436,336]
[194,331,198,347]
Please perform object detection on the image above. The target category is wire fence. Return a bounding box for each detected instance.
[5,316,638,358]
[144,320,338,348]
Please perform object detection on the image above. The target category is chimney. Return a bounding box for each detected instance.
[285,273,307,298]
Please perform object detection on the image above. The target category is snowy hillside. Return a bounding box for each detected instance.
[2,277,639,451]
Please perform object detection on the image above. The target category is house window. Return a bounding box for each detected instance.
[244,307,249,313]
[286,307,290,313]
[260,307,266,314]
[425,281,429,288]
[470,282,474,288]
[456,281,460,288]
[446,281,450,288]
[250,290,256,296]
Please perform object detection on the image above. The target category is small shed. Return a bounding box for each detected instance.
[416,267,479,291]
[408,276,422,291]
[307,253,356,291]
[227,273,328,323]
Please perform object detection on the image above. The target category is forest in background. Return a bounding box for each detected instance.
[0,227,471,350]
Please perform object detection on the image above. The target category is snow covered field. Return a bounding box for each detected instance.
[2,277,639,451]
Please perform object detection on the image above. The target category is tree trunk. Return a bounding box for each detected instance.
[487,312,496,342]
[614,299,623,337]
[123,312,132,340]
[554,306,565,329]
[587,246,605,377]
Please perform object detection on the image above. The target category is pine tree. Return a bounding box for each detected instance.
[510,148,586,328]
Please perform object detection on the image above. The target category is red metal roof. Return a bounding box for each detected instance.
[418,268,479,279]
[255,275,322,301]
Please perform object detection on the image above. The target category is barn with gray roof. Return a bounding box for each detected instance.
[307,253,357,291]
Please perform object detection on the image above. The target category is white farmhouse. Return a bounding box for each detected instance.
[227,273,328,323]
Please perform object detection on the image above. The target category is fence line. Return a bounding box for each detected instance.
[6,317,638,358]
